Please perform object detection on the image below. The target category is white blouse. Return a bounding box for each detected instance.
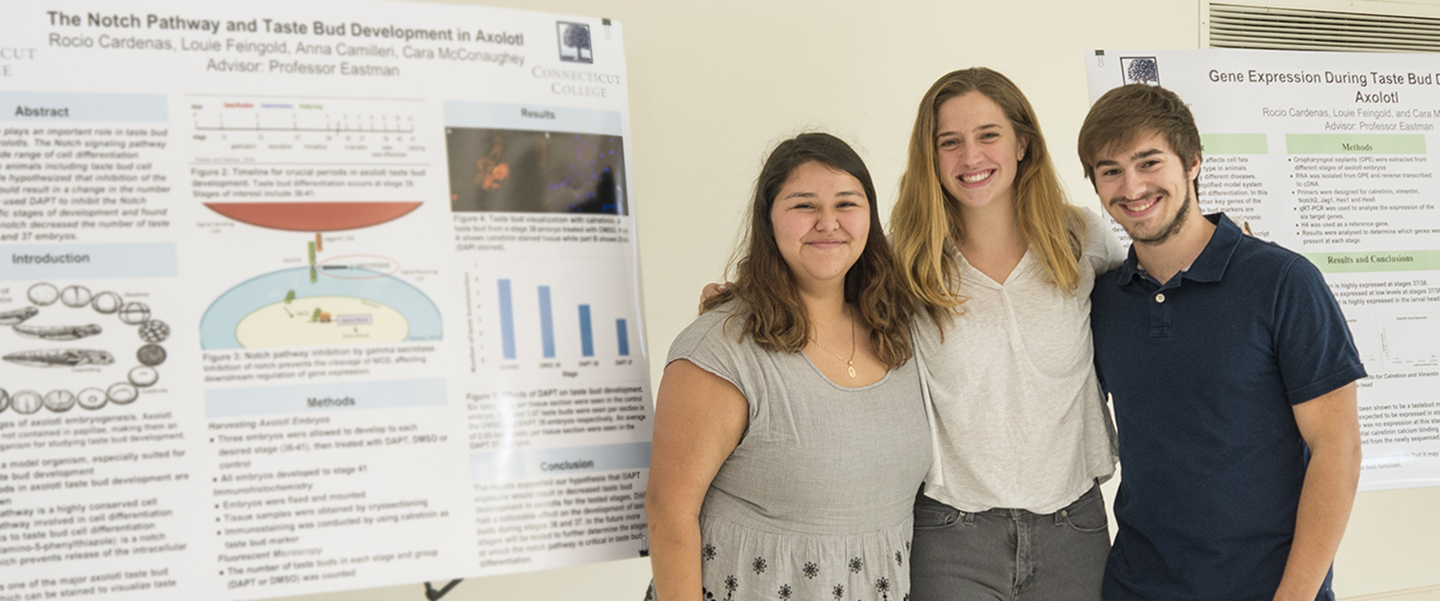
[914,208,1125,514]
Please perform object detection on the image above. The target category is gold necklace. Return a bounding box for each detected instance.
[810,311,857,378]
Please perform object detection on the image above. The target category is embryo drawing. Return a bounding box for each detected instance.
[0,282,170,415]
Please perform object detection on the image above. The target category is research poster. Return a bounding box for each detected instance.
[1086,49,1440,491]
[0,1,653,599]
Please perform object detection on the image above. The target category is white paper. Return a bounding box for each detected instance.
[0,2,651,599]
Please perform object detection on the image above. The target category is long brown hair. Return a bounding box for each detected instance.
[891,68,1085,325]
[704,133,913,368]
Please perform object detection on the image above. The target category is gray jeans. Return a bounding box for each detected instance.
[910,483,1110,601]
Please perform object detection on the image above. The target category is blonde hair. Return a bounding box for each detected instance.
[891,68,1084,325]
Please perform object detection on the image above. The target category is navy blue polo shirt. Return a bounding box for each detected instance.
[1092,213,1365,601]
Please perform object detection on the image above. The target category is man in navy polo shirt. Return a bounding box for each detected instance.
[1077,84,1366,601]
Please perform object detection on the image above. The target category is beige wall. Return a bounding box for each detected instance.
[285,0,1440,598]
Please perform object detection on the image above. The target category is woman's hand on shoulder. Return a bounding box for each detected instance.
[698,282,730,313]
[1079,206,1126,274]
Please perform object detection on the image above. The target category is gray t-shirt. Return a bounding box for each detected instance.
[662,302,930,598]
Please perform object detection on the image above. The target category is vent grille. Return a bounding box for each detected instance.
[1208,3,1440,53]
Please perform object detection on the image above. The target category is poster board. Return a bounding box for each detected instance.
[0,1,652,599]
[1085,49,1440,491]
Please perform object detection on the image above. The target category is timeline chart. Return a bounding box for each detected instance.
[187,95,428,165]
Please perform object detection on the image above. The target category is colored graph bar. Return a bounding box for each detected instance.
[616,319,629,356]
[498,280,516,360]
[539,286,555,358]
[579,305,594,357]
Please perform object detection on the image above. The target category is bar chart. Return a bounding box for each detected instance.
[467,258,641,369]
[493,279,633,360]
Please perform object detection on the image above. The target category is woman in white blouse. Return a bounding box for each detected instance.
[891,68,1123,601]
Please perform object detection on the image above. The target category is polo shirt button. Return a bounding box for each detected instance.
[1155,293,1166,303]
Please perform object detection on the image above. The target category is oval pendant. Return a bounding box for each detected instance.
[848,365,857,378]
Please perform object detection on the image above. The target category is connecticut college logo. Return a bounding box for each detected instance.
[1121,56,1160,85]
[556,21,592,63]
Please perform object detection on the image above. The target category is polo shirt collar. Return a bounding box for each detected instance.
[1112,212,1240,287]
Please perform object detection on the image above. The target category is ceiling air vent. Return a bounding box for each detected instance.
[1207,2,1440,53]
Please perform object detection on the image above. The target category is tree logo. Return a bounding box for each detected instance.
[1121,57,1160,85]
[557,22,593,63]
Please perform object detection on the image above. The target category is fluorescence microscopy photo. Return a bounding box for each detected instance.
[447,127,627,215]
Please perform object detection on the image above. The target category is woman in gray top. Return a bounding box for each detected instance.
[646,133,931,601]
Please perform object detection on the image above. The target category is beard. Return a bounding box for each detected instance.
[1127,185,1193,245]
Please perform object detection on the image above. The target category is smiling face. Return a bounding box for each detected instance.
[935,92,1028,212]
[770,161,870,295]
[1091,130,1202,246]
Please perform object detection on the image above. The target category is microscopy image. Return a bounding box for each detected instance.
[447,127,627,215]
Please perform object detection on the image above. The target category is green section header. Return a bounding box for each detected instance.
[1201,133,1268,154]
[1286,134,1426,155]
[1305,250,1440,273]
